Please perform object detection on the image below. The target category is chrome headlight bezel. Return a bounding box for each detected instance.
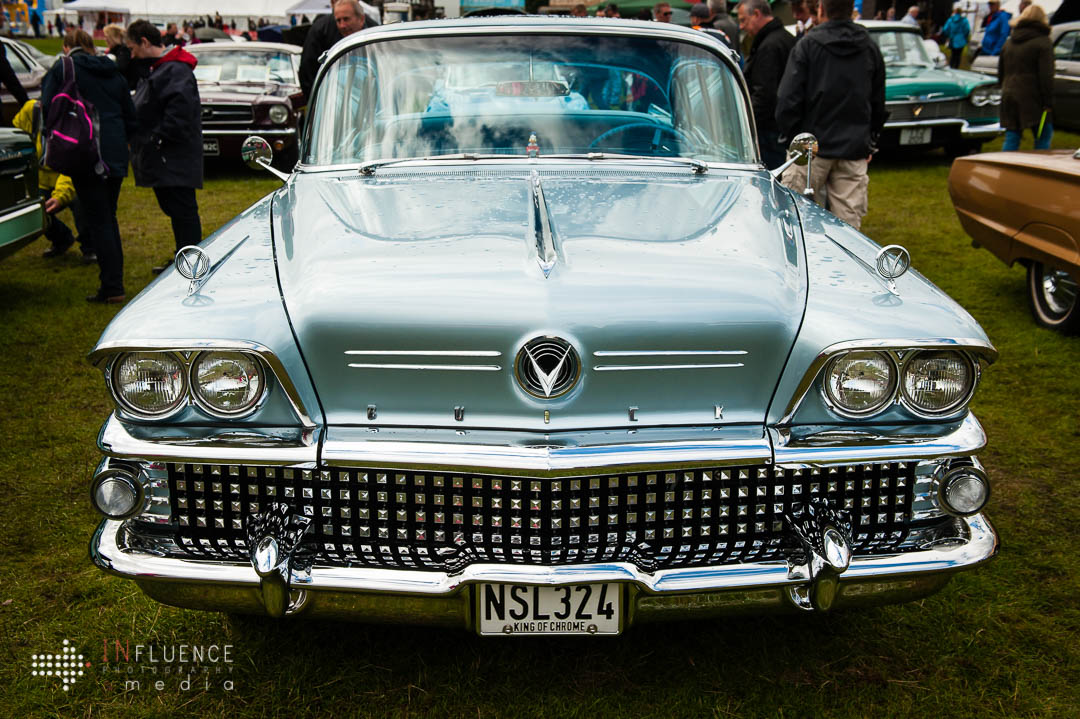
[267,104,290,124]
[820,350,899,418]
[899,349,978,418]
[109,351,189,419]
[970,84,1002,107]
[189,350,268,418]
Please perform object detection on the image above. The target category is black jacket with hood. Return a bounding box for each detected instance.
[775,20,886,160]
[744,17,796,136]
[131,45,203,189]
[40,48,136,178]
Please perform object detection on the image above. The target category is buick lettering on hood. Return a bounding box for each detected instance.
[87,18,997,635]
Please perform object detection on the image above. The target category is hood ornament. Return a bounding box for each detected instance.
[515,336,581,399]
[876,244,911,295]
[175,245,211,296]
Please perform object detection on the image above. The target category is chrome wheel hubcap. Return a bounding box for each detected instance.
[1041,268,1077,316]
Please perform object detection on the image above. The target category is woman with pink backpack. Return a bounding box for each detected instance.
[40,29,136,304]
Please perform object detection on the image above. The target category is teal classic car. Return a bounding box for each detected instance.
[864,21,1003,155]
[0,127,43,261]
[87,18,998,635]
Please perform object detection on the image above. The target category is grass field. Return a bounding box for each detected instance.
[1,109,1078,716]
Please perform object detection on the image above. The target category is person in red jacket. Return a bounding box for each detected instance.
[126,19,204,274]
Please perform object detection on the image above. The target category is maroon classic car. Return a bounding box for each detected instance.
[188,42,305,169]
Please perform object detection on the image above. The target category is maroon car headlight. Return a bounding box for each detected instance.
[268,104,289,124]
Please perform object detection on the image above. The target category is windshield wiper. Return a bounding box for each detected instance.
[545,152,708,174]
[358,153,514,175]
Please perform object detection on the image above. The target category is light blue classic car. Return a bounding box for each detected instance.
[87,18,998,635]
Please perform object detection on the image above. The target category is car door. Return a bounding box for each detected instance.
[0,40,45,125]
[1053,29,1080,130]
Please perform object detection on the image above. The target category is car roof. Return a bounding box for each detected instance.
[187,41,301,54]
[857,20,923,31]
[1052,20,1080,39]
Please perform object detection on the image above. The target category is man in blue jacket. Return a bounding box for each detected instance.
[126,19,203,274]
[942,6,971,68]
[980,0,1011,57]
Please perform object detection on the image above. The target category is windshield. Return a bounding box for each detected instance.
[305,33,755,165]
[191,50,298,84]
[871,30,933,67]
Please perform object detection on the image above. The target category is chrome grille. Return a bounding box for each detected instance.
[886,99,997,124]
[200,104,253,124]
[166,461,919,571]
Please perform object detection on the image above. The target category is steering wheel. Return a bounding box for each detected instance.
[588,123,698,154]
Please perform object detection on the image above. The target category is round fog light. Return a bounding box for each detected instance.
[91,472,142,519]
[940,466,990,516]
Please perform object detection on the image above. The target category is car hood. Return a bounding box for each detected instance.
[198,83,298,101]
[885,65,993,100]
[272,167,806,430]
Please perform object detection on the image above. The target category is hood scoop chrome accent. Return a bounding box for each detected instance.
[530,171,559,278]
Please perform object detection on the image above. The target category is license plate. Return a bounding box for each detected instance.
[203,138,220,156]
[899,127,932,145]
[476,583,621,636]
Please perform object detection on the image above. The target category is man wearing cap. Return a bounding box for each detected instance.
[691,3,735,48]
[738,0,795,168]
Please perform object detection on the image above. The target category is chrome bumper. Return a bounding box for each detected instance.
[91,513,997,627]
[882,118,1003,139]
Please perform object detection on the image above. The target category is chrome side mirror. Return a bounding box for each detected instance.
[241,136,289,182]
[771,133,818,197]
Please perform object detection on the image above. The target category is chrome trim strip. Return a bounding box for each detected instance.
[97,413,318,465]
[594,350,747,356]
[531,172,559,277]
[89,340,316,429]
[775,338,997,425]
[344,350,501,356]
[1,201,44,222]
[203,129,298,136]
[594,363,744,371]
[771,413,987,465]
[321,436,773,474]
[346,363,502,371]
[90,512,996,595]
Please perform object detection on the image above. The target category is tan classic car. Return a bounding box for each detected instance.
[949,148,1080,332]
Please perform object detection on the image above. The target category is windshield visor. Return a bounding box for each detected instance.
[304,33,756,165]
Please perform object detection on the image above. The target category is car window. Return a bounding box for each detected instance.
[305,33,754,166]
[190,50,298,84]
[4,44,32,74]
[871,30,932,67]
[1054,31,1079,61]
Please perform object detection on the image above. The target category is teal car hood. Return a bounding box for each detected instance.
[272,168,807,430]
[885,65,994,100]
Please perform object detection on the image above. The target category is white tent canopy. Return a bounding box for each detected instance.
[42,0,305,23]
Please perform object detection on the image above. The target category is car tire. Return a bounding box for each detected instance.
[1027,262,1080,333]
[945,140,982,158]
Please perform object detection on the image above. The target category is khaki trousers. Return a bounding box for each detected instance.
[781,156,869,230]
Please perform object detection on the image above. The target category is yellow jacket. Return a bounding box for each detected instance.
[12,100,76,208]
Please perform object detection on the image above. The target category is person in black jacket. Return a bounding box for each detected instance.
[299,0,366,100]
[41,29,136,303]
[775,0,885,230]
[738,0,795,169]
[126,19,204,274]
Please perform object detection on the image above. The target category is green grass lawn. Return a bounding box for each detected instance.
[1,132,1079,718]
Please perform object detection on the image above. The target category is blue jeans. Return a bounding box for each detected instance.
[1003,120,1053,151]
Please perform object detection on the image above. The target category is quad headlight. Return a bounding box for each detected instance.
[191,351,265,415]
[111,352,187,416]
[268,104,289,124]
[823,351,897,416]
[901,350,976,415]
[109,350,267,418]
[970,85,1002,107]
